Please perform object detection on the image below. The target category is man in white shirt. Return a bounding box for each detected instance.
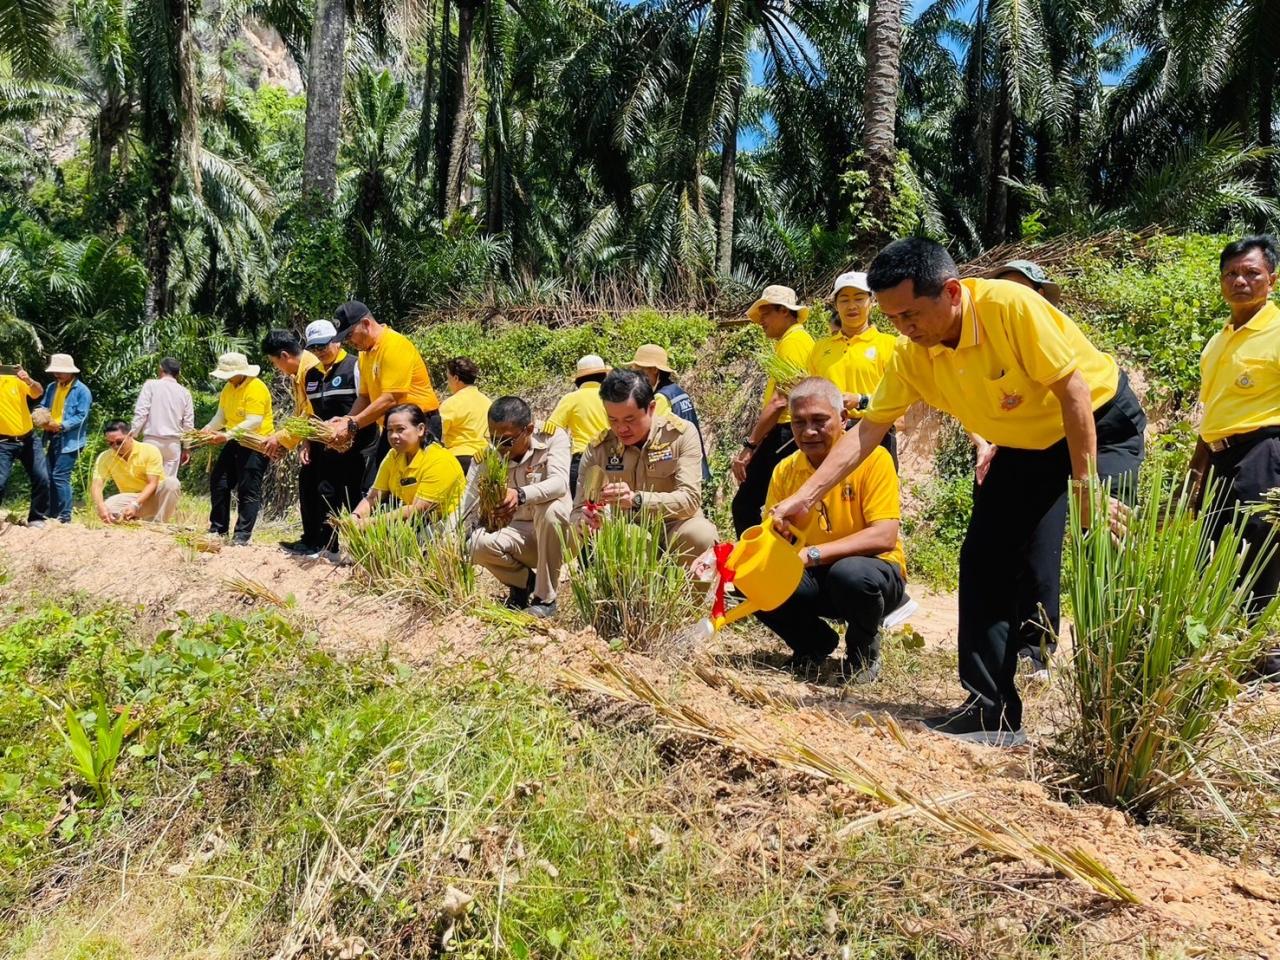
[131,357,195,477]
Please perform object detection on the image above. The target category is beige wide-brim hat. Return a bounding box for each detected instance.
[46,353,80,375]
[747,284,810,324]
[211,352,260,380]
[574,354,611,381]
[625,344,673,374]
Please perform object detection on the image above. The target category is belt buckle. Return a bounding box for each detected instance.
[1209,438,1229,454]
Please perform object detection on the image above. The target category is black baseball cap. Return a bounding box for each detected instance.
[333,300,372,341]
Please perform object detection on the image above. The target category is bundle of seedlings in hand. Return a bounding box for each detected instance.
[30,407,51,428]
[757,349,807,394]
[180,429,221,449]
[474,446,510,532]
[565,509,698,652]
[334,508,476,614]
[227,426,271,454]
[283,416,351,451]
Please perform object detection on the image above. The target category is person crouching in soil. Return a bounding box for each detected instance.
[353,404,464,525]
[759,377,909,685]
[464,396,571,620]
[92,421,180,523]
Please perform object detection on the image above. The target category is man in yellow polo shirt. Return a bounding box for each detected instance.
[809,271,900,465]
[326,300,442,491]
[759,378,908,685]
[440,357,491,473]
[91,421,180,523]
[546,354,610,495]
[730,284,815,535]
[200,352,274,544]
[771,238,1146,747]
[1190,235,1280,677]
[0,363,50,525]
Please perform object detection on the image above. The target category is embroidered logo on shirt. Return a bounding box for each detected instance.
[865,347,877,360]
[1237,372,1255,389]
[332,376,343,387]
[999,391,1023,411]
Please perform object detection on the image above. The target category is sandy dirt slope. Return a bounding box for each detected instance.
[2,522,1277,956]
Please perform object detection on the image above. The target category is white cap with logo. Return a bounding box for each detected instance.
[305,319,338,348]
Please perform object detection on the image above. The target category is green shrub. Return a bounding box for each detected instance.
[1058,466,1274,817]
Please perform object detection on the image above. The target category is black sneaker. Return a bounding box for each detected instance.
[230,536,252,547]
[527,598,557,620]
[505,585,531,610]
[279,540,312,554]
[924,701,1026,747]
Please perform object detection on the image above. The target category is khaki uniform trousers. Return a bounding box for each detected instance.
[663,515,718,565]
[146,436,182,478]
[471,499,571,602]
[105,477,181,522]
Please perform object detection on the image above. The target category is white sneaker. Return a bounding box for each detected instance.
[883,596,918,630]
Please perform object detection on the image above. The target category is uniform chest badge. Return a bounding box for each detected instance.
[332,375,343,386]
[1237,372,1255,388]
[526,466,545,483]
[841,483,854,501]
[999,391,1023,411]
[606,453,624,472]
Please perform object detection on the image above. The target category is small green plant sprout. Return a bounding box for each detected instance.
[53,692,135,807]
[474,445,511,532]
[757,349,808,394]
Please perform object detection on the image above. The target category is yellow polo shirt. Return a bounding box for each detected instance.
[865,278,1118,450]
[1198,301,1280,443]
[292,350,322,414]
[219,377,274,436]
[94,441,165,494]
[358,328,439,413]
[546,382,608,454]
[764,323,816,425]
[808,325,899,417]
[764,445,906,577]
[0,375,40,436]
[50,382,71,424]
[373,443,464,514]
[439,385,492,458]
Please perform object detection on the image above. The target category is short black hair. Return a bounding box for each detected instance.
[262,330,302,358]
[574,371,607,385]
[599,369,654,409]
[103,419,130,434]
[866,238,958,298]
[447,357,480,385]
[1220,235,1279,273]
[159,357,181,377]
[488,395,532,429]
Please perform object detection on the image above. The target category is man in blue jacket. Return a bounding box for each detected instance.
[36,354,92,523]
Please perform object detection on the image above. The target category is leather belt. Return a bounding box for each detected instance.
[0,433,29,443]
[1208,426,1280,455]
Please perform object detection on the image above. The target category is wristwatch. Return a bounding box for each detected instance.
[805,546,822,566]
[741,438,758,451]
[516,488,527,506]
[632,493,644,510]
[346,417,358,436]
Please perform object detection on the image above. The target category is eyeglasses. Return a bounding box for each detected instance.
[489,434,517,449]
[106,437,126,450]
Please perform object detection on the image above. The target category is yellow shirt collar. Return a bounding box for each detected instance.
[1236,300,1279,333]
[929,287,981,357]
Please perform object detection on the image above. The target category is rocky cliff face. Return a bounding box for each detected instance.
[238,20,304,95]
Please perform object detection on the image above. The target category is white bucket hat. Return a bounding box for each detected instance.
[831,271,871,298]
[747,285,810,324]
[574,354,611,381]
[211,352,260,380]
[46,353,80,375]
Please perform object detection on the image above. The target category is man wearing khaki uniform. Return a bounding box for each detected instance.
[571,369,717,563]
[466,397,572,618]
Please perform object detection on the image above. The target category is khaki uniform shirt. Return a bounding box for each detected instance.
[463,422,571,524]
[570,414,705,524]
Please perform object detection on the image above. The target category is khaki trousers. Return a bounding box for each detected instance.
[146,436,182,478]
[105,477,181,522]
[471,499,570,602]
[664,515,718,565]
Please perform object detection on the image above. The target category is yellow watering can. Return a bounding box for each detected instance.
[704,522,808,631]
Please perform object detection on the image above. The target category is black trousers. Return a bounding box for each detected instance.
[360,410,443,492]
[300,441,367,551]
[569,452,582,498]
[958,374,1145,728]
[209,441,267,541]
[756,556,905,666]
[731,423,793,536]
[1205,435,1280,620]
[456,454,473,475]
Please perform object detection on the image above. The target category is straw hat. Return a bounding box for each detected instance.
[625,344,673,374]
[573,354,611,381]
[747,284,809,324]
[45,353,80,375]
[831,271,871,299]
[210,352,260,380]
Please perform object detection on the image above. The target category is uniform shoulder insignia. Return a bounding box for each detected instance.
[661,414,688,434]
[538,420,557,437]
[588,426,613,448]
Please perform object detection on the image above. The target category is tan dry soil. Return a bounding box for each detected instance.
[2,521,1278,957]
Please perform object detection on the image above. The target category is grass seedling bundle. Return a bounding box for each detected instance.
[757,349,807,394]
[283,416,351,450]
[474,446,510,532]
[334,509,477,614]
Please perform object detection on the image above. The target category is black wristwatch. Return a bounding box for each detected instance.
[742,438,758,451]
[632,493,644,510]
[516,488,527,506]
[856,394,870,411]
[347,417,358,436]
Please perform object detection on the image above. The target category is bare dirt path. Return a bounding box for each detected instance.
[2,522,1277,957]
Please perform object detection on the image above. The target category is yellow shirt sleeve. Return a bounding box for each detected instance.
[1005,296,1084,386]
[244,379,274,434]
[372,452,395,495]
[776,327,815,369]
[92,450,110,483]
[856,448,901,524]
[864,352,921,424]
[655,393,672,418]
[378,339,416,396]
[546,392,574,431]
[139,443,165,480]
[358,352,373,399]
[412,446,465,511]
[762,454,797,516]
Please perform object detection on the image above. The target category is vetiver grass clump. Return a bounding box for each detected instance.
[1059,466,1277,818]
[334,509,477,614]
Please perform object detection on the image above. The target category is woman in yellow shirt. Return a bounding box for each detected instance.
[439,357,492,473]
[354,404,465,523]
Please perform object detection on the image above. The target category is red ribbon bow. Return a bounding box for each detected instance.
[710,541,736,621]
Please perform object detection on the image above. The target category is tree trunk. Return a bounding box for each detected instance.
[301,0,347,203]
[444,0,477,218]
[1260,53,1276,198]
[715,83,741,276]
[433,0,454,215]
[984,72,1012,245]
[860,0,904,250]
[414,7,439,183]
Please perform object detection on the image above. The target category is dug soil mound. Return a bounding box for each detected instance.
[2,522,1278,956]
